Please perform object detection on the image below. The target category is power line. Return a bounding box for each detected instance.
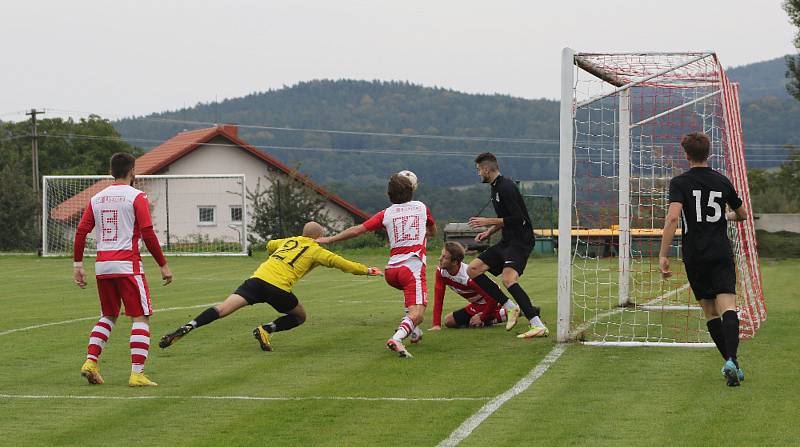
[36,133,797,163]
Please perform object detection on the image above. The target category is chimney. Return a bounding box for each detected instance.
[218,124,238,138]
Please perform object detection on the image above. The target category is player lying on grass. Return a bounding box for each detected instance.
[659,132,748,387]
[74,152,173,387]
[430,242,511,329]
[159,221,381,351]
[317,173,435,358]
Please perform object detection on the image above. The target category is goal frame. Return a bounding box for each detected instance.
[557,48,764,346]
[42,174,248,257]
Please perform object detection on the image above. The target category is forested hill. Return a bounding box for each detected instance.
[114,80,560,188]
[727,56,792,102]
[114,59,800,189]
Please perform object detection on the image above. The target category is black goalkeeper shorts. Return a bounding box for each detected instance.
[234,277,299,313]
[683,258,736,301]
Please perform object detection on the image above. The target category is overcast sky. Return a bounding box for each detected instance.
[1,0,796,122]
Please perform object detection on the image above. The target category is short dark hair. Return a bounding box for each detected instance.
[387,173,413,204]
[474,152,499,171]
[110,152,136,179]
[681,132,710,162]
[444,241,465,264]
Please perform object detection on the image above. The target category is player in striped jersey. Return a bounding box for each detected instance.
[73,152,173,387]
[317,174,435,358]
[430,242,510,329]
[158,222,382,352]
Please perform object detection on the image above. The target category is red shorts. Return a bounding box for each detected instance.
[385,257,427,308]
[96,275,152,317]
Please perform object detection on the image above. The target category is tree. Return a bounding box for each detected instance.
[786,0,800,100]
[0,115,142,251]
[247,169,341,243]
[0,160,38,250]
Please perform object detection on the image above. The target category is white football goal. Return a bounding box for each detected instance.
[43,174,248,257]
[557,49,766,346]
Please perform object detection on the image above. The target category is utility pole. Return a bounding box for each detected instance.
[26,108,45,255]
[26,109,45,194]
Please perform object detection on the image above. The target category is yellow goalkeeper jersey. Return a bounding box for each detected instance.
[252,236,369,292]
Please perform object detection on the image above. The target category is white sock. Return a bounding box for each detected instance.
[530,315,544,327]
[411,326,422,338]
[392,316,414,341]
[503,300,518,312]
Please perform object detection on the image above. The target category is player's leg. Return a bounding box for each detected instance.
[446,307,474,328]
[717,292,742,386]
[119,275,158,387]
[81,278,121,385]
[698,298,727,361]
[385,260,426,358]
[159,293,249,349]
[254,290,304,352]
[467,247,520,329]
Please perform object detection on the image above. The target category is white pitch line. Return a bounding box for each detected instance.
[437,343,568,447]
[0,394,489,402]
[0,303,219,337]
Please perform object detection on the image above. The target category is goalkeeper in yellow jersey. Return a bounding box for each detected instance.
[159,221,382,352]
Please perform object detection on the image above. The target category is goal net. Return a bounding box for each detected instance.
[556,49,766,346]
[43,174,248,257]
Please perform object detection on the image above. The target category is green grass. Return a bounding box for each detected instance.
[0,254,798,446]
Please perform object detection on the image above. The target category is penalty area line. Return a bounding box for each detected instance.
[0,303,219,337]
[436,343,567,447]
[0,394,490,402]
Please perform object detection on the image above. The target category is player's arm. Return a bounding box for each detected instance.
[314,247,382,276]
[430,270,446,330]
[318,210,385,244]
[425,206,437,238]
[659,202,683,279]
[73,202,95,289]
[134,193,172,285]
[725,182,747,222]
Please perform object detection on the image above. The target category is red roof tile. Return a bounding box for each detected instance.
[51,125,370,222]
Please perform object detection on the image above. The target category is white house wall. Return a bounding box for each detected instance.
[144,137,358,245]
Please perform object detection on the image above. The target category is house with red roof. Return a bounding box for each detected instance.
[51,124,369,250]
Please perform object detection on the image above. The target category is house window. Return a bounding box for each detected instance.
[198,206,216,225]
[230,205,243,223]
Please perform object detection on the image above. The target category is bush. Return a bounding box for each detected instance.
[756,230,800,258]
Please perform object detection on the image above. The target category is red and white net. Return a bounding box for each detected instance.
[567,52,766,344]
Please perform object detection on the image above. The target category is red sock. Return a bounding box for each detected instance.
[130,322,150,373]
[86,317,115,363]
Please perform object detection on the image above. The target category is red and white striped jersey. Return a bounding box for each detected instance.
[363,200,434,266]
[77,184,153,277]
[436,262,488,304]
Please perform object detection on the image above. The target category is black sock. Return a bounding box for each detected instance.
[190,307,220,329]
[472,274,509,305]
[721,310,740,361]
[706,318,727,360]
[265,315,303,333]
[507,283,538,320]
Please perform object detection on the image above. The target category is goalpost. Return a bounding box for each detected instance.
[43,174,248,257]
[557,49,767,346]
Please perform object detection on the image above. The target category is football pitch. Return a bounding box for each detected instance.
[1,252,798,446]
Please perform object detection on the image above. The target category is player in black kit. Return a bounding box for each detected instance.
[467,152,548,338]
[659,132,748,386]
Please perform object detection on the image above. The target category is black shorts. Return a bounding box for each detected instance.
[683,258,736,300]
[234,277,299,313]
[451,306,477,327]
[477,241,533,276]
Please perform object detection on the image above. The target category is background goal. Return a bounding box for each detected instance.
[43,174,248,257]
[557,49,766,345]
